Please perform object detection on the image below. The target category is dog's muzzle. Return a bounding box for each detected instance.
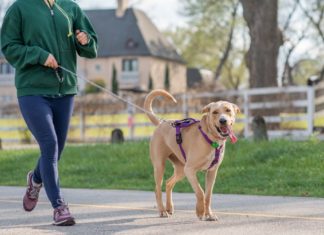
[216,126,230,137]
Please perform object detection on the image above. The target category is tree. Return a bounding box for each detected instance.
[221,52,248,90]
[169,0,322,89]
[148,74,154,91]
[280,0,306,86]
[84,79,106,94]
[214,1,239,81]
[111,64,118,95]
[292,59,322,85]
[279,0,324,85]
[297,0,324,82]
[240,0,283,88]
[164,0,248,90]
[298,0,324,43]
[164,65,170,90]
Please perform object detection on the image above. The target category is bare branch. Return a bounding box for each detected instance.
[214,0,239,81]
[298,0,324,42]
[281,27,308,85]
[283,0,300,31]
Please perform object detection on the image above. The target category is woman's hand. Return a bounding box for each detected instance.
[44,54,58,69]
[76,30,89,45]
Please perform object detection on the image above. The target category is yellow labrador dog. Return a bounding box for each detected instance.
[144,89,239,221]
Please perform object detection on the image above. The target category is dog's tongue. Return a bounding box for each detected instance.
[228,127,237,143]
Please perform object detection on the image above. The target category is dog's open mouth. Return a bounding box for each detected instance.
[215,125,237,143]
[216,126,230,137]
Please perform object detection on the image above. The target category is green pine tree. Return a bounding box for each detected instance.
[164,65,170,90]
[148,74,154,91]
[112,65,119,95]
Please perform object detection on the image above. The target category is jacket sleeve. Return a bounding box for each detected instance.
[73,5,98,59]
[0,4,49,69]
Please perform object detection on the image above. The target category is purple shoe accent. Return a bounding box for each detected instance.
[53,204,76,226]
[23,171,42,212]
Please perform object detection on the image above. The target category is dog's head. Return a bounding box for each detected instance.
[202,101,240,141]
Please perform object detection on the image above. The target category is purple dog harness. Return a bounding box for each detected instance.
[172,118,224,170]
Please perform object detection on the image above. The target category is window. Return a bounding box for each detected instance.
[0,62,15,75]
[122,59,138,72]
[0,95,13,103]
[95,64,101,71]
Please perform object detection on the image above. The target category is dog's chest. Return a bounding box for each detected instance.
[202,148,224,170]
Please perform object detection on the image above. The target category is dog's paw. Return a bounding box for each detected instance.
[205,214,218,221]
[166,209,174,215]
[196,208,205,220]
[196,201,205,220]
[159,211,170,218]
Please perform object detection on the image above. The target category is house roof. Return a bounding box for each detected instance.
[85,8,185,63]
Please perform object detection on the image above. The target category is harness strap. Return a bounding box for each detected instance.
[176,126,187,161]
[173,119,225,169]
[173,118,199,161]
[198,125,224,169]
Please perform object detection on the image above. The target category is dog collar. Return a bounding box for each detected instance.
[198,125,224,148]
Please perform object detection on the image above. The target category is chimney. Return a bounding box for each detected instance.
[116,0,128,18]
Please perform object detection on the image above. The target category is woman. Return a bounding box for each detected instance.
[1,0,98,226]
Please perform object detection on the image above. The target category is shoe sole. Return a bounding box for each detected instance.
[23,201,34,212]
[53,218,76,226]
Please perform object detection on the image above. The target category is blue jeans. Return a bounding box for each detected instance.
[18,95,74,208]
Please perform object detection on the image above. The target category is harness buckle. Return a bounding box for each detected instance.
[172,118,191,127]
[176,133,182,144]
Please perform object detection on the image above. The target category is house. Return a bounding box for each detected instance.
[0,52,15,104]
[80,0,186,94]
[0,0,187,104]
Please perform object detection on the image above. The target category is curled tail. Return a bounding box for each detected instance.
[144,89,177,126]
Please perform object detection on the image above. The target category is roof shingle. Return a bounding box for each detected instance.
[85,8,185,63]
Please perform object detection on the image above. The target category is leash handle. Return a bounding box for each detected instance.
[55,66,64,83]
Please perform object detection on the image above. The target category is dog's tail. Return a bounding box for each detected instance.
[144,89,177,126]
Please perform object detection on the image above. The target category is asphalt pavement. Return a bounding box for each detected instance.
[0,186,323,235]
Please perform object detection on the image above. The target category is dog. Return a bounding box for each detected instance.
[144,89,239,221]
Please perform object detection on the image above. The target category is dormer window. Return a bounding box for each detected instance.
[125,38,138,49]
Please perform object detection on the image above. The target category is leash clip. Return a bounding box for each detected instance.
[55,66,64,83]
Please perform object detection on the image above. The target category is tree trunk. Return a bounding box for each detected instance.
[240,0,282,88]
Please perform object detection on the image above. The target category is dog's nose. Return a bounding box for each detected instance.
[219,118,227,125]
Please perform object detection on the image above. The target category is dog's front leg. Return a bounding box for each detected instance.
[184,166,205,220]
[204,168,218,221]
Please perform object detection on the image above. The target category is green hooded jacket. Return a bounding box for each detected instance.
[1,0,98,97]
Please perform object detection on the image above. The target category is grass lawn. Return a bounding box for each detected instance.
[0,139,323,197]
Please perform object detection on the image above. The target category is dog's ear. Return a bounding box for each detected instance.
[232,104,240,114]
[202,103,212,113]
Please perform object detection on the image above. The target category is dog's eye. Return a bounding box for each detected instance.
[212,111,219,115]
[226,109,231,113]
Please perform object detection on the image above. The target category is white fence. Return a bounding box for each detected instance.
[1,84,324,145]
[182,86,315,139]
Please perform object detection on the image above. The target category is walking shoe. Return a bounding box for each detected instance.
[23,171,42,212]
[53,204,76,226]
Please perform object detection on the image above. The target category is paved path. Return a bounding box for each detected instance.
[0,186,323,235]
